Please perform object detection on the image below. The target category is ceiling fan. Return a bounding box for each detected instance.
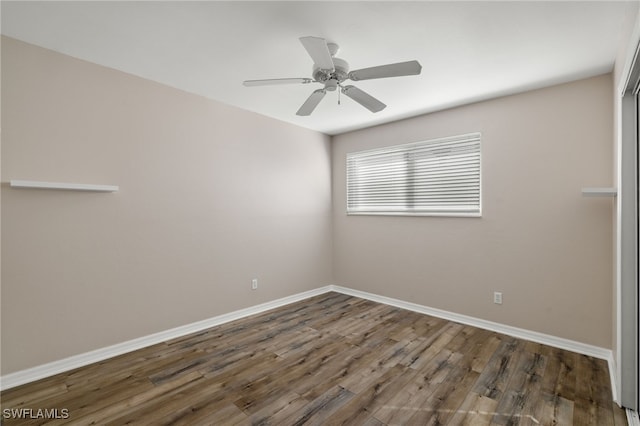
[243,36,422,116]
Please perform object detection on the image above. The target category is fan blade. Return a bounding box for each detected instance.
[348,60,422,81]
[341,85,386,113]
[243,78,313,87]
[299,36,335,71]
[296,89,327,116]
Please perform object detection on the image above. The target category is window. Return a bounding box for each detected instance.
[346,133,481,216]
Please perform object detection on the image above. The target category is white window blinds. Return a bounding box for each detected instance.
[347,133,481,216]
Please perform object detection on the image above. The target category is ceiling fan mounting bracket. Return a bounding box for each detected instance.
[326,42,339,57]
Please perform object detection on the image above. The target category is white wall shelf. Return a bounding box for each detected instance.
[9,180,118,192]
[581,187,617,197]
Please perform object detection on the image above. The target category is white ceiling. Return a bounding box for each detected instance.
[2,1,637,135]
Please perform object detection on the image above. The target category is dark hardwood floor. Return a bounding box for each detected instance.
[0,292,627,425]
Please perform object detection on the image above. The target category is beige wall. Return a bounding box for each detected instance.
[1,37,333,374]
[332,74,614,348]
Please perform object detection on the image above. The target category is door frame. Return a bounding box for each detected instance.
[619,40,640,411]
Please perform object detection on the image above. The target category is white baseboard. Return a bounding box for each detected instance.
[628,409,640,426]
[1,284,616,397]
[333,286,622,406]
[331,286,624,405]
[330,285,613,361]
[608,351,621,405]
[0,286,333,391]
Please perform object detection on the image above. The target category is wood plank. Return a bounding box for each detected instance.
[232,338,354,415]
[574,354,616,426]
[323,365,410,424]
[491,349,546,424]
[542,346,578,402]
[296,338,398,401]
[534,391,575,426]
[446,391,499,426]
[400,322,464,370]
[279,385,354,425]
[613,401,629,426]
[43,372,201,426]
[372,349,463,424]
[0,378,68,409]
[4,376,156,426]
[472,336,523,401]
[405,325,488,425]
[248,394,310,425]
[103,376,228,425]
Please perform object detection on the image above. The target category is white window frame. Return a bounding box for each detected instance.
[346,133,481,217]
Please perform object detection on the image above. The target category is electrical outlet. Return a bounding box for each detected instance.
[494,292,503,305]
[251,279,258,290]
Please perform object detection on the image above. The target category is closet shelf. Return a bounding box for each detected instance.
[581,187,617,197]
[9,180,118,192]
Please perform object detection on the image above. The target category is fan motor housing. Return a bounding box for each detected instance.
[313,57,349,89]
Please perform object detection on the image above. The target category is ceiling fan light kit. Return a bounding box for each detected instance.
[243,36,422,116]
